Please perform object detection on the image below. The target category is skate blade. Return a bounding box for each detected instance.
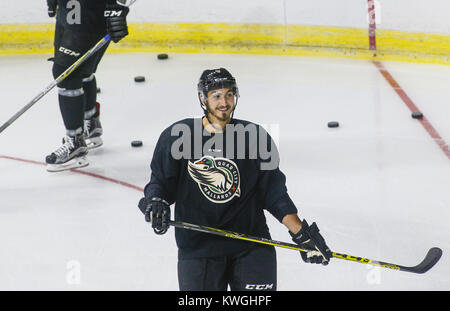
[46,156,89,172]
[86,136,103,149]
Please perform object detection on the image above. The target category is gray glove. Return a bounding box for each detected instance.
[47,0,57,17]
[105,2,130,43]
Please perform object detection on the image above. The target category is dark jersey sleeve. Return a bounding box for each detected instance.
[258,169,297,222]
[257,127,297,222]
[144,127,180,204]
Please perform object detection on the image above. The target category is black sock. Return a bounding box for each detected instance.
[58,88,86,136]
[82,74,97,119]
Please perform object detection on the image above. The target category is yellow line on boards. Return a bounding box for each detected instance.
[0,22,449,65]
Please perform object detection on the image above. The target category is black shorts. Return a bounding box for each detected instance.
[177,245,277,291]
[53,24,109,75]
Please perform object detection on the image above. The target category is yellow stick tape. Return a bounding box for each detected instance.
[1,23,449,65]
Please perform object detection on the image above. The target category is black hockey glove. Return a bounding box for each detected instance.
[138,197,171,235]
[47,0,57,18]
[290,220,332,265]
[105,1,130,43]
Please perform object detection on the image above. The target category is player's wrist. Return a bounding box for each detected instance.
[282,213,303,234]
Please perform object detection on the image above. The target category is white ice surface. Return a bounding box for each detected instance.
[0,53,449,290]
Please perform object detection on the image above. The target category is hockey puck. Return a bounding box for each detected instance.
[134,76,146,83]
[328,121,339,128]
[157,53,169,60]
[131,140,143,147]
[412,112,423,119]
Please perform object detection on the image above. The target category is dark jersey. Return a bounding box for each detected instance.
[144,118,297,259]
[56,0,111,34]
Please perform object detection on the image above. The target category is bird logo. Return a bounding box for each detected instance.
[188,156,241,203]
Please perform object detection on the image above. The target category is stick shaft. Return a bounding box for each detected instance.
[0,35,110,134]
[170,220,438,273]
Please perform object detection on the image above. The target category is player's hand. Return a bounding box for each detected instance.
[105,2,130,43]
[47,0,57,18]
[290,220,332,265]
[138,197,171,235]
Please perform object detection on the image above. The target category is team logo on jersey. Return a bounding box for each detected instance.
[188,156,241,203]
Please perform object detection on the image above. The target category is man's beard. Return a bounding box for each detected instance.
[208,105,234,122]
[214,110,231,122]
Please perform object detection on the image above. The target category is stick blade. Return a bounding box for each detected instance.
[406,247,442,274]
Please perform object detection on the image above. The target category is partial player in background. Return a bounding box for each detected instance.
[45,0,134,172]
[138,68,332,291]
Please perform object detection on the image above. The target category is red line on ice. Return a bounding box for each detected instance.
[0,154,144,192]
[372,60,450,159]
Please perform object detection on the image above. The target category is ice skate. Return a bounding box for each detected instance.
[84,103,103,149]
[45,134,89,172]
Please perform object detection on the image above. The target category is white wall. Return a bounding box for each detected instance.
[0,0,449,35]
[377,0,450,34]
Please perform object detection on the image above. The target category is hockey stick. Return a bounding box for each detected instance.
[169,220,442,274]
[0,34,111,134]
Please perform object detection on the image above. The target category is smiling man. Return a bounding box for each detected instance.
[138,68,332,291]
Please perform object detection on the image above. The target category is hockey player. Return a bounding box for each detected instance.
[138,68,332,291]
[45,0,134,172]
